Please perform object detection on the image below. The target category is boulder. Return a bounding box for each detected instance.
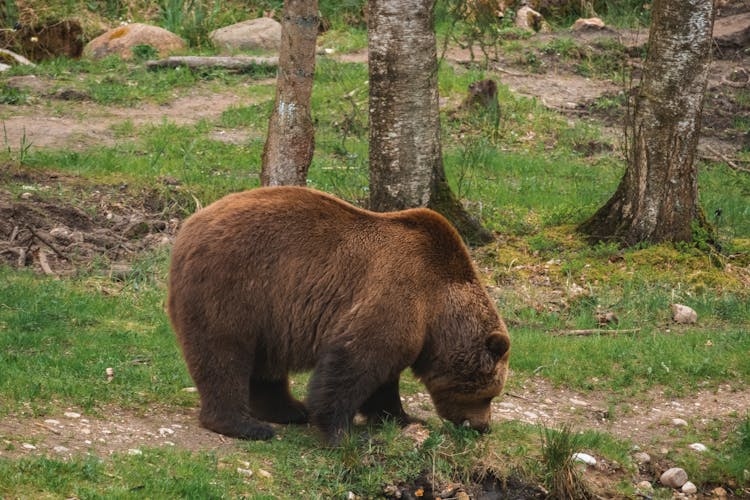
[210,17,282,53]
[515,5,545,32]
[83,23,186,60]
[571,17,606,31]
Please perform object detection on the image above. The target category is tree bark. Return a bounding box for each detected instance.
[368,0,492,245]
[579,0,715,246]
[260,1,318,186]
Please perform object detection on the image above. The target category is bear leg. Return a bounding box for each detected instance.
[248,378,309,424]
[358,379,413,426]
[307,347,392,445]
[187,340,275,440]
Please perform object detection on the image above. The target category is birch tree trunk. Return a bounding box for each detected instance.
[261,1,318,186]
[579,0,715,246]
[368,0,492,245]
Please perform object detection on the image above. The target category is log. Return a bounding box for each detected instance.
[555,328,641,336]
[145,55,278,71]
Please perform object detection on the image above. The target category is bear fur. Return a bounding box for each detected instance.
[167,186,510,443]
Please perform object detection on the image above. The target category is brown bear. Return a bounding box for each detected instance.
[167,186,510,443]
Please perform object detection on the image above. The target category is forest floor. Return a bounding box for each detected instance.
[1,8,750,499]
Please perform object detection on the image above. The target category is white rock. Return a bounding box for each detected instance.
[569,398,589,406]
[237,467,253,477]
[636,480,653,492]
[44,419,60,425]
[22,443,36,450]
[572,452,597,466]
[682,481,697,494]
[258,468,272,478]
[64,411,81,419]
[633,452,651,464]
[660,467,688,488]
[688,443,707,452]
[127,448,143,456]
[158,427,175,436]
[671,304,698,324]
[53,445,69,453]
[672,418,688,427]
[522,411,538,420]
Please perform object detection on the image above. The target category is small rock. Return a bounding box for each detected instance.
[258,468,272,478]
[633,451,651,464]
[672,418,688,427]
[572,452,597,466]
[346,492,357,500]
[128,448,143,456]
[53,445,69,453]
[106,367,114,382]
[522,411,538,420]
[44,419,60,425]
[515,5,545,32]
[236,467,253,477]
[22,443,36,450]
[682,481,697,494]
[636,480,653,492]
[660,467,688,488]
[158,427,175,437]
[569,398,589,406]
[688,443,707,452]
[20,192,33,200]
[711,486,727,498]
[64,411,81,419]
[671,304,698,324]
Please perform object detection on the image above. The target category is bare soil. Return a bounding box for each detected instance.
[1,14,750,499]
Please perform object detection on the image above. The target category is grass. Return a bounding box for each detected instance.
[1,6,749,497]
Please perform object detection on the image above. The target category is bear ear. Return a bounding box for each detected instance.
[486,333,510,360]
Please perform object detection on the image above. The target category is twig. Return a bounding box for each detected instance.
[25,225,68,261]
[703,145,750,174]
[9,225,19,243]
[555,328,641,336]
[35,421,61,435]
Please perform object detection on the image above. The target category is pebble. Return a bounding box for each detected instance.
[158,427,175,437]
[44,419,60,426]
[53,445,69,453]
[522,411,538,420]
[682,481,697,494]
[636,480,653,492]
[688,443,707,452]
[236,467,253,477]
[127,448,143,456]
[660,467,688,488]
[672,418,688,427]
[569,398,589,406]
[22,443,36,450]
[64,412,81,419]
[711,486,727,498]
[572,452,597,466]
[633,452,651,464]
[258,468,272,478]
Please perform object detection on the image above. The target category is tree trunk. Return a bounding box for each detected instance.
[368,0,492,245]
[261,1,318,186]
[579,0,715,246]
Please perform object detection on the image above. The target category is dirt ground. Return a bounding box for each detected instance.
[1,10,750,499]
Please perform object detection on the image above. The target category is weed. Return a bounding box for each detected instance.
[540,424,592,499]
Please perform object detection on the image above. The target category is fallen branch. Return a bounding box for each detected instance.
[25,225,69,261]
[36,249,56,276]
[703,145,750,174]
[555,328,641,336]
[145,55,278,71]
[0,48,35,66]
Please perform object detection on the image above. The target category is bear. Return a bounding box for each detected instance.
[167,186,510,444]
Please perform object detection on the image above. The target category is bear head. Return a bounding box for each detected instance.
[414,282,510,432]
